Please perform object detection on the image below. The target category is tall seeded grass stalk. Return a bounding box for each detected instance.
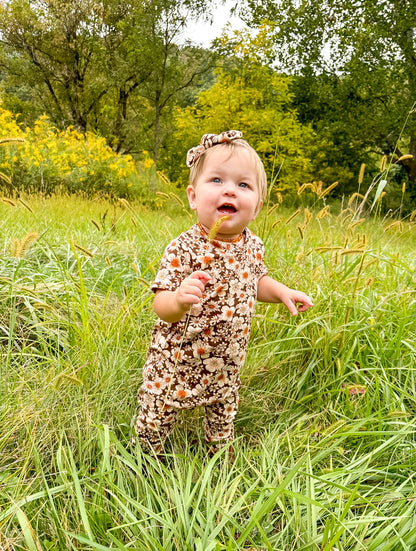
[206,215,230,241]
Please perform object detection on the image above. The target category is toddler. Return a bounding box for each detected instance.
[135,130,313,454]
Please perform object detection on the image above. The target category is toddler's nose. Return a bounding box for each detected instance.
[223,182,236,195]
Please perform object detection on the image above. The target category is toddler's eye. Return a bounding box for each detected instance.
[239,182,249,188]
[212,177,221,183]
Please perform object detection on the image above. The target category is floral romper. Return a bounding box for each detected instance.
[135,223,268,451]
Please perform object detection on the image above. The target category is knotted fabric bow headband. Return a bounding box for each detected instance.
[186,130,243,168]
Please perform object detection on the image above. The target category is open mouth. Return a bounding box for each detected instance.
[218,203,237,214]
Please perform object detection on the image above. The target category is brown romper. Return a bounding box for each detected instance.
[135,223,268,451]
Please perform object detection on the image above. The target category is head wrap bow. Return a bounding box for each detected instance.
[186,130,243,168]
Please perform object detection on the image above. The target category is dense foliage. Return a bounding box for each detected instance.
[0,108,143,196]
[1,1,415,204]
[164,29,316,192]
[0,0,213,167]
[242,0,416,193]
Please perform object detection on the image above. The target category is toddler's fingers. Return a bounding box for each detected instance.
[181,292,201,305]
[190,270,211,286]
[280,297,298,316]
[296,297,313,312]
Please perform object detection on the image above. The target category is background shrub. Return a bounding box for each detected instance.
[0,108,141,197]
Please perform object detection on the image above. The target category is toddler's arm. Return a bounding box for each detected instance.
[153,271,211,323]
[257,275,313,316]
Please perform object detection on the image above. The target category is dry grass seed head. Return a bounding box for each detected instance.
[10,232,39,258]
[348,193,365,205]
[90,219,101,231]
[358,163,366,184]
[348,218,366,231]
[11,238,21,257]
[384,221,403,233]
[357,234,368,246]
[18,198,34,214]
[297,183,307,195]
[303,208,313,225]
[319,181,339,199]
[0,172,12,185]
[118,198,130,209]
[20,232,39,257]
[169,192,185,208]
[1,197,17,207]
[317,206,331,219]
[208,215,230,241]
[267,203,280,216]
[157,171,172,187]
[341,248,365,256]
[380,155,388,172]
[315,246,342,254]
[74,243,95,257]
[0,137,25,145]
[285,208,301,224]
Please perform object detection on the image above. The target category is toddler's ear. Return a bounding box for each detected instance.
[252,200,263,219]
[187,185,197,210]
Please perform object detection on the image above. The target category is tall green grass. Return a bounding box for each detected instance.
[1,193,415,550]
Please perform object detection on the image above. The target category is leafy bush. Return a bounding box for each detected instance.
[0,107,141,197]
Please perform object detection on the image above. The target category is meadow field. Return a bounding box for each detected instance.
[1,192,416,550]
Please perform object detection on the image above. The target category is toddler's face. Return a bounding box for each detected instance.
[187,147,262,241]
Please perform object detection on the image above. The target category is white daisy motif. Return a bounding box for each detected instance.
[215,372,227,387]
[221,305,235,321]
[151,377,165,394]
[236,302,250,315]
[204,357,225,372]
[172,385,191,400]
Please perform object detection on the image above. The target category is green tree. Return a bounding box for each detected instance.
[0,0,108,131]
[93,0,213,167]
[162,28,315,193]
[242,0,416,193]
[0,0,213,166]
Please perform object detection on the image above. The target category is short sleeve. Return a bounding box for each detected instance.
[151,235,192,293]
[256,241,268,281]
[247,231,268,281]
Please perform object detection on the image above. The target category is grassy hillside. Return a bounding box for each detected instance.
[1,194,416,550]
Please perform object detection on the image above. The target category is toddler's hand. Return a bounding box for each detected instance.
[281,290,313,316]
[175,271,211,311]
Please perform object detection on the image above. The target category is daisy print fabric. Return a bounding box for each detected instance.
[139,224,268,409]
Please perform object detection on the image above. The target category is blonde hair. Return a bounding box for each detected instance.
[189,139,267,210]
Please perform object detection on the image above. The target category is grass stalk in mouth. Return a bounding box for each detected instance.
[208,215,230,241]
